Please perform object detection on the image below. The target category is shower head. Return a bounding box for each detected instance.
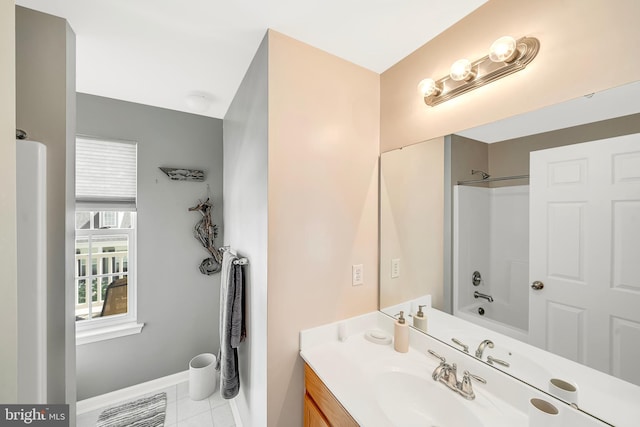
[471,169,490,180]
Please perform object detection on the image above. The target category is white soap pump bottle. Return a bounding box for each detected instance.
[394,311,409,353]
[413,305,428,332]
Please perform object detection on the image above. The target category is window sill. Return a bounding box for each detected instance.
[76,321,144,346]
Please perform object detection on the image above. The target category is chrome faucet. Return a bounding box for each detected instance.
[442,363,459,390]
[451,337,469,353]
[475,339,494,358]
[460,370,487,400]
[474,291,494,302]
[428,350,486,400]
[429,350,448,381]
[487,355,510,367]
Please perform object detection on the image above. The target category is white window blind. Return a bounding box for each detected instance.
[76,137,137,210]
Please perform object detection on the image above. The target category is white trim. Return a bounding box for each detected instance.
[229,399,243,427]
[77,369,245,427]
[76,201,136,211]
[76,321,144,346]
[77,371,189,414]
[75,211,138,333]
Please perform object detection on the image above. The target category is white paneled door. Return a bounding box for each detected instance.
[529,134,640,385]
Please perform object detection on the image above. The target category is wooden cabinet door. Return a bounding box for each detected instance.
[304,363,359,426]
[304,392,330,427]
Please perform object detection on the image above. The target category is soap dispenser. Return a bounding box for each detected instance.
[394,311,409,353]
[413,305,428,332]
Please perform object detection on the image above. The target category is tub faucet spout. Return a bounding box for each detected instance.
[474,291,494,303]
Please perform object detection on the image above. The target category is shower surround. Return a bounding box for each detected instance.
[453,185,529,341]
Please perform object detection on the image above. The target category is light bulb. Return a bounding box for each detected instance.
[489,36,518,63]
[449,59,474,81]
[417,78,439,97]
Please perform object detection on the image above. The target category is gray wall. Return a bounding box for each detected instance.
[76,94,223,399]
[449,113,640,190]
[488,112,640,187]
[223,34,269,427]
[451,135,489,186]
[15,6,76,407]
[0,0,17,404]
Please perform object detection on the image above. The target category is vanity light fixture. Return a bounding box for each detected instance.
[418,36,540,107]
[449,58,475,82]
[489,36,519,63]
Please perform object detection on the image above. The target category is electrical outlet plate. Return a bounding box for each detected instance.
[352,264,364,286]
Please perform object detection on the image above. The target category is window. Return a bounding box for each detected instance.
[99,211,118,228]
[75,212,133,319]
[75,136,142,344]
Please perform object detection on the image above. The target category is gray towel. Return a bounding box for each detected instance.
[215,250,245,399]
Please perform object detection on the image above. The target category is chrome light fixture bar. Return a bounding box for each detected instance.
[419,36,540,107]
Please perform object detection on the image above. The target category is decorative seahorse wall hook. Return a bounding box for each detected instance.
[189,198,222,275]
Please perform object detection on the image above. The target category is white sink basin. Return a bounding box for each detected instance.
[376,371,484,427]
[300,330,529,427]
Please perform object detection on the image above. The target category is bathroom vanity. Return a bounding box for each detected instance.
[303,363,357,426]
[300,312,609,426]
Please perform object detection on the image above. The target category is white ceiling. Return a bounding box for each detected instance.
[15,0,487,119]
[457,80,640,143]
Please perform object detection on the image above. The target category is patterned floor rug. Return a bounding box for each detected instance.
[96,392,167,427]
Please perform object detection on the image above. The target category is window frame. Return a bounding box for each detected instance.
[74,136,143,345]
[75,214,135,318]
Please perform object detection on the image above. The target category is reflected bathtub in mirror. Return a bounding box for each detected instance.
[453,185,529,343]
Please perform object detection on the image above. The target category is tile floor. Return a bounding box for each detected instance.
[77,381,236,427]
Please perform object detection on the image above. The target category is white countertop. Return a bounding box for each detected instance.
[300,311,611,427]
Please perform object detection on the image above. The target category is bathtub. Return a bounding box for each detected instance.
[453,184,530,345]
[455,300,529,343]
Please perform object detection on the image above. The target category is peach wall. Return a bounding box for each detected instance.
[380,138,444,310]
[267,30,380,426]
[381,0,640,152]
[0,0,17,403]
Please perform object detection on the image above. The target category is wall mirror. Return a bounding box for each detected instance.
[379,80,640,425]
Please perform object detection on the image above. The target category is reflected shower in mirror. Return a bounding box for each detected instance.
[379,80,640,424]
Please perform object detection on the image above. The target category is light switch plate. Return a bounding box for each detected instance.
[391,258,400,278]
[352,264,364,286]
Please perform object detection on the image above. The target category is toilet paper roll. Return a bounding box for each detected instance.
[528,398,559,427]
[548,378,578,405]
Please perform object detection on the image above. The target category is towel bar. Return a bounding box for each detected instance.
[221,246,249,265]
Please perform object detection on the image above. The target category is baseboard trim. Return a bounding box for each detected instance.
[229,398,243,427]
[76,371,189,414]
[77,371,244,427]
